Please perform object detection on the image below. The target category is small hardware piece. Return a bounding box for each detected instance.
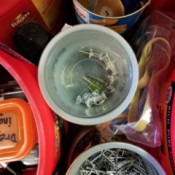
[76,90,107,108]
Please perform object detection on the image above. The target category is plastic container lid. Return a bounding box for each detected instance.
[0,98,37,162]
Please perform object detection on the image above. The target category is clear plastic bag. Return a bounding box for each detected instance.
[97,11,175,147]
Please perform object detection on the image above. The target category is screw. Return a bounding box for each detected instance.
[79,48,102,59]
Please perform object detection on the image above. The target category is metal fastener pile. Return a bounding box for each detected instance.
[80,148,148,175]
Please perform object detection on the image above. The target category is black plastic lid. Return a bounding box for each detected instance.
[14,22,52,65]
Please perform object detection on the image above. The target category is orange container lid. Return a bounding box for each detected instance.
[0,98,37,162]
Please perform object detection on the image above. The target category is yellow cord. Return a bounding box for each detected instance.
[130,36,171,131]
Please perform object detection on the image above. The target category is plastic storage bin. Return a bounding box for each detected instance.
[0,44,63,175]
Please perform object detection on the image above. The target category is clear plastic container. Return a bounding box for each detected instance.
[38,24,138,125]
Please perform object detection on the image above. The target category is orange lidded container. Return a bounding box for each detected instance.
[0,98,37,162]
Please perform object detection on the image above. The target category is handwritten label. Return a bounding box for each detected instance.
[0,113,18,146]
[0,114,12,127]
[0,133,17,143]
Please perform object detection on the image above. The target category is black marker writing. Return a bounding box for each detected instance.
[0,133,17,143]
[0,117,12,127]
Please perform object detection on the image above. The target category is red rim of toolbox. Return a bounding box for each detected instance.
[161,64,175,174]
[170,68,175,169]
[0,46,60,175]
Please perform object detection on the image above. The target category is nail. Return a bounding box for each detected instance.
[86,74,106,84]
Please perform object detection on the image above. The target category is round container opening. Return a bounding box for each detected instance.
[66,142,165,175]
[39,24,138,125]
[75,0,150,18]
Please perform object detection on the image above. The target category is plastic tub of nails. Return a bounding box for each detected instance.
[66,142,165,175]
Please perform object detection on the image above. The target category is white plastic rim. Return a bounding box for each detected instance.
[38,24,138,125]
[66,142,166,175]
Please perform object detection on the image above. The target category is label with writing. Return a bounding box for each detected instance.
[11,11,30,28]
[0,112,18,149]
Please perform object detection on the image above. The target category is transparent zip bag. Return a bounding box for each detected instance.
[96,11,175,147]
